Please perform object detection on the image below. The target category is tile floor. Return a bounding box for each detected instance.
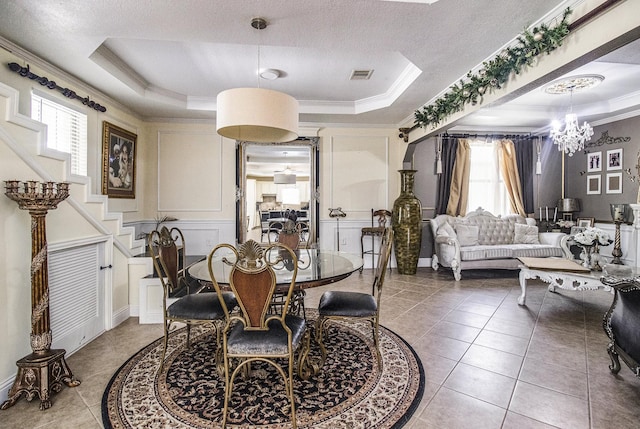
[2,268,640,428]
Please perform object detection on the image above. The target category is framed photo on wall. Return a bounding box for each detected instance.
[577,218,595,228]
[101,121,137,198]
[587,151,602,172]
[586,175,601,195]
[607,148,623,171]
[606,172,623,194]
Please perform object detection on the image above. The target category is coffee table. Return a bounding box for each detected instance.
[517,257,612,306]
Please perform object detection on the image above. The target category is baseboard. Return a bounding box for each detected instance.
[112,306,131,328]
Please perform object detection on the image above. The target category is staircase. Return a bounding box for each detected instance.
[0,82,144,257]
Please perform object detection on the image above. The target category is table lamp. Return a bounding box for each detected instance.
[610,203,630,265]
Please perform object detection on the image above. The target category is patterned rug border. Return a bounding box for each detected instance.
[102,316,424,429]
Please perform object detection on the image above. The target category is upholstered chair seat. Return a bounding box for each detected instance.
[318,292,377,318]
[167,292,236,321]
[227,315,306,355]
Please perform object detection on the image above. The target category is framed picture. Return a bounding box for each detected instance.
[607,148,623,171]
[606,172,623,194]
[101,121,137,198]
[586,175,601,195]
[577,218,595,228]
[587,151,602,172]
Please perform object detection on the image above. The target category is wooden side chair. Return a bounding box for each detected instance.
[360,209,392,272]
[207,240,307,429]
[316,227,393,369]
[149,227,237,371]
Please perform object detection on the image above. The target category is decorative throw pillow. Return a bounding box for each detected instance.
[455,224,479,247]
[437,222,456,238]
[514,223,540,244]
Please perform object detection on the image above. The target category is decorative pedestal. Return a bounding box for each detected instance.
[1,180,80,411]
[391,170,422,275]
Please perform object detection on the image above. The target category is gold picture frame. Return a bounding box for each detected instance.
[101,121,137,198]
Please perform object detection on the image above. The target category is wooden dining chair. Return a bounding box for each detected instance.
[149,227,237,372]
[207,239,307,429]
[316,227,393,369]
[360,209,392,272]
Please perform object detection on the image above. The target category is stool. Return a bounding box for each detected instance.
[360,209,392,272]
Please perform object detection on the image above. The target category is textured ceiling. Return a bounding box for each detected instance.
[0,0,589,128]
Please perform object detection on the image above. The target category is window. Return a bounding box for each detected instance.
[467,139,509,216]
[31,93,88,176]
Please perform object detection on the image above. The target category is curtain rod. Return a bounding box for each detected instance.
[441,133,535,140]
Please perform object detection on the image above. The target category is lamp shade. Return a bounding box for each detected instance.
[274,173,296,184]
[557,198,580,212]
[216,88,299,143]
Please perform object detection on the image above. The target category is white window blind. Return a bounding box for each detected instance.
[31,93,88,176]
[48,243,100,343]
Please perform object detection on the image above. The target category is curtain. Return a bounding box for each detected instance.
[446,138,471,216]
[514,138,534,214]
[498,139,526,216]
[435,137,458,214]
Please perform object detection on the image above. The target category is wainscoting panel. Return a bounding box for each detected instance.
[329,135,389,216]
[157,131,223,212]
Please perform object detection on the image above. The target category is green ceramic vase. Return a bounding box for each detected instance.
[392,170,422,275]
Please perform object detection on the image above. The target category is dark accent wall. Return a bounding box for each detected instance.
[565,115,640,222]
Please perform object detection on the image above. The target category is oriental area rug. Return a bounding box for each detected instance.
[102,311,424,428]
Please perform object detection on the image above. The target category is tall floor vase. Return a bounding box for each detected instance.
[392,170,422,275]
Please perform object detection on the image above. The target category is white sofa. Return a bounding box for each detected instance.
[430,208,569,280]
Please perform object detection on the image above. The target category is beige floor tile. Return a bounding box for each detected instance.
[455,301,499,317]
[461,344,524,378]
[431,320,481,343]
[509,381,590,428]
[519,356,588,399]
[444,309,490,329]
[474,329,530,356]
[443,362,516,408]
[502,411,560,428]
[417,387,507,429]
[413,332,471,361]
[484,317,536,339]
[416,351,457,385]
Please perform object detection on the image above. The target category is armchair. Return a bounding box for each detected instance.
[601,276,640,377]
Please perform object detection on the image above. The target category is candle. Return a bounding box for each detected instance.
[546,206,549,222]
[539,207,542,221]
[614,207,623,222]
[553,207,557,223]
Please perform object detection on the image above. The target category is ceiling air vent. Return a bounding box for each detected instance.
[350,69,374,80]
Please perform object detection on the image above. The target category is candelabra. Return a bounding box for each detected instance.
[610,203,630,265]
[1,180,80,411]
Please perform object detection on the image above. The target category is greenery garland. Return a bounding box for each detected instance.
[414,7,572,129]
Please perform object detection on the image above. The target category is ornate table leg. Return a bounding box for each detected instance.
[518,268,534,306]
[2,181,80,410]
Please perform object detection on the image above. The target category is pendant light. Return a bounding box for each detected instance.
[216,18,299,143]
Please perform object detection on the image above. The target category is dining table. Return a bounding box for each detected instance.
[188,247,364,291]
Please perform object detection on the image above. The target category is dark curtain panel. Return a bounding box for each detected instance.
[514,138,534,214]
[436,137,458,215]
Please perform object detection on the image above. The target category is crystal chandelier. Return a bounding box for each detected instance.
[550,112,593,156]
[547,75,602,156]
